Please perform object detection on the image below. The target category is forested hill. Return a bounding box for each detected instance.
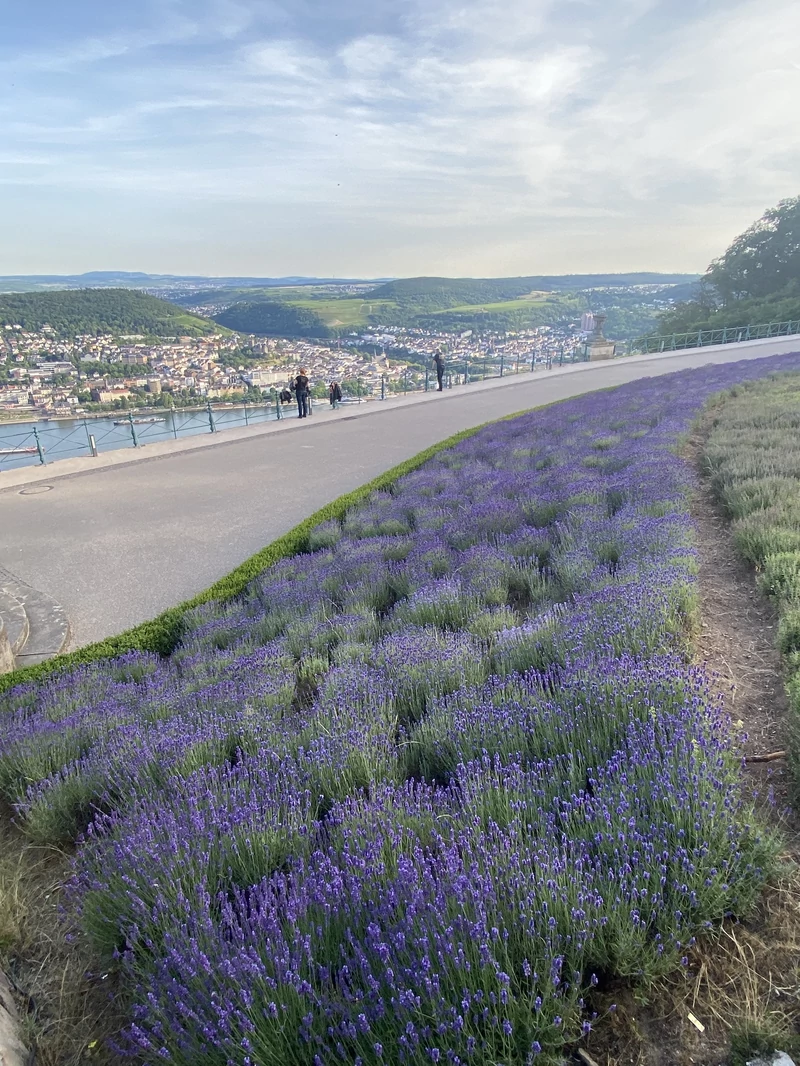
[213,300,332,338]
[368,273,696,307]
[0,289,223,337]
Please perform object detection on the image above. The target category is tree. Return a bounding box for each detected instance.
[341,378,369,397]
[706,196,800,304]
[650,195,800,338]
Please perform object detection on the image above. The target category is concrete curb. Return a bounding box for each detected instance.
[0,619,14,675]
[0,970,31,1066]
[0,569,71,668]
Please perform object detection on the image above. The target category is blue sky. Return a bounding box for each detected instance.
[1,0,797,277]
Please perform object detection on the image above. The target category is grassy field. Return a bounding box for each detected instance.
[288,296,398,327]
[703,371,800,788]
[428,294,553,315]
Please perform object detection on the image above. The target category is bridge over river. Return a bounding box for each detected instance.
[1,335,798,651]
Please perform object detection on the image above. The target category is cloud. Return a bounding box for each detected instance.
[1,0,799,274]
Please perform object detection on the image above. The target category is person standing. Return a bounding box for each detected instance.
[294,368,310,418]
[329,381,342,408]
[433,350,445,391]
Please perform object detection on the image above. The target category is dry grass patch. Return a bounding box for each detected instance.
[583,859,800,1066]
[0,819,123,1065]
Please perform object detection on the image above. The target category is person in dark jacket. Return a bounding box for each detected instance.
[294,368,310,418]
[433,351,445,391]
[279,387,292,405]
[329,381,342,408]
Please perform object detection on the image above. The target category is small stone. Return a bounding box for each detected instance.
[746,1053,797,1066]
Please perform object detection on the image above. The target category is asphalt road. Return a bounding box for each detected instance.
[1,339,798,648]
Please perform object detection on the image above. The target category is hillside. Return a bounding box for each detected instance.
[0,272,384,295]
[213,300,333,338]
[368,273,697,305]
[185,272,700,340]
[0,289,224,337]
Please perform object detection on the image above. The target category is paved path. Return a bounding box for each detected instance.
[1,338,798,648]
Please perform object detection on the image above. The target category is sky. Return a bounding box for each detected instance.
[1,0,798,278]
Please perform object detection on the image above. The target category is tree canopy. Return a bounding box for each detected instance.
[706,196,800,304]
[651,196,800,338]
[0,289,223,338]
[214,301,332,338]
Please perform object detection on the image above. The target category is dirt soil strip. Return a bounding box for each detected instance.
[583,442,800,1066]
[691,451,800,852]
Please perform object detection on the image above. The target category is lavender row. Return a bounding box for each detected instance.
[2,351,799,1064]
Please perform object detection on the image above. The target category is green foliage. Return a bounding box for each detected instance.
[652,195,800,337]
[702,371,800,791]
[0,289,222,338]
[657,283,800,336]
[214,300,332,337]
[708,196,800,303]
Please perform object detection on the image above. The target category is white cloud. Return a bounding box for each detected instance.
[2,0,799,274]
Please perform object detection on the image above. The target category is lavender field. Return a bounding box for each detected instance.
[3,353,800,1065]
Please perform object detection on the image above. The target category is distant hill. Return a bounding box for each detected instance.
[213,300,332,338]
[0,289,224,337]
[208,272,700,340]
[0,272,388,295]
[368,274,698,306]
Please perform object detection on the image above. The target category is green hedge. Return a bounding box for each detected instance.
[1,415,534,697]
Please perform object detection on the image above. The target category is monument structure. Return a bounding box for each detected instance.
[585,313,616,361]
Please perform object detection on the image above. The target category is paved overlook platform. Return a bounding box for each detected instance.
[1,336,799,650]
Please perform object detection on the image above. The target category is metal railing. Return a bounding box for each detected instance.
[631,319,800,355]
[0,395,289,470]
[0,345,588,471]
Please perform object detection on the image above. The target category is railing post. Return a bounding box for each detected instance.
[206,400,216,433]
[464,360,469,385]
[381,374,386,400]
[500,353,504,377]
[243,398,249,425]
[697,331,703,347]
[530,351,535,372]
[33,427,46,465]
[171,411,178,438]
[83,418,93,452]
[127,412,139,448]
[308,394,313,417]
[424,369,429,392]
[89,434,98,457]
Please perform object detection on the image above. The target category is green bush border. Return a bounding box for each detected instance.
[1,410,544,697]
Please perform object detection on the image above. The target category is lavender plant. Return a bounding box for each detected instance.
[3,351,800,1063]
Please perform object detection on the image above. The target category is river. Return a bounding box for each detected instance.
[0,403,285,471]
